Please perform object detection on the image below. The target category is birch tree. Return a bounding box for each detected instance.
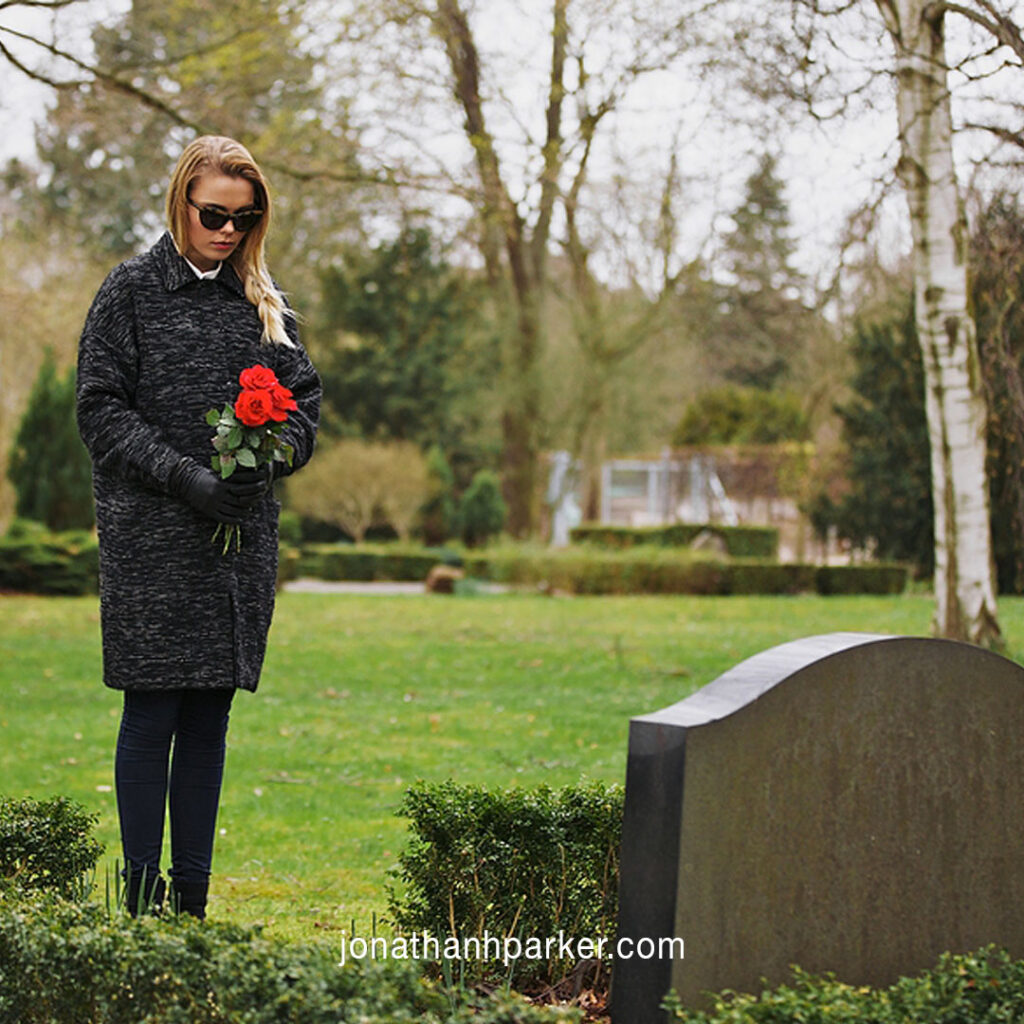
[874,0,1001,645]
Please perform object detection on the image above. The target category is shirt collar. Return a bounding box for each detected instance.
[185,256,222,280]
[153,231,246,297]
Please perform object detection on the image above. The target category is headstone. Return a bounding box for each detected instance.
[611,632,1024,1022]
[425,564,464,594]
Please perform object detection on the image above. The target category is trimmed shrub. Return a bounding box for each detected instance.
[286,438,431,543]
[0,529,99,595]
[0,898,579,1024]
[388,779,622,987]
[0,795,103,900]
[815,564,910,596]
[296,544,444,582]
[667,946,1024,1023]
[571,523,779,559]
[458,470,507,547]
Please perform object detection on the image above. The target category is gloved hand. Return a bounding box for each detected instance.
[167,458,266,524]
[228,463,274,507]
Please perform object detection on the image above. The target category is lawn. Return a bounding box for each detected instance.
[3,590,1022,942]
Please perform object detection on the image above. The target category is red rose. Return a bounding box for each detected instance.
[234,388,275,427]
[268,383,297,422]
[239,364,279,390]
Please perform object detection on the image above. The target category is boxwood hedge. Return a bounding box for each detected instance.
[667,946,1024,1023]
[0,898,579,1023]
[570,523,780,559]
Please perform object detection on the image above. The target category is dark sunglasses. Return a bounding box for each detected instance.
[187,198,263,233]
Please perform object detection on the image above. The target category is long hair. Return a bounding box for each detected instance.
[166,135,294,347]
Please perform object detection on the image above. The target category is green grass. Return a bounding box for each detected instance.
[3,591,1024,942]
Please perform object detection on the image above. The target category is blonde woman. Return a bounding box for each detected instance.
[76,135,321,920]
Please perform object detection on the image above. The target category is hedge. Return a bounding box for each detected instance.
[0,529,99,595]
[0,794,579,1022]
[0,530,907,597]
[570,523,779,559]
[294,543,460,582]
[667,946,1024,1023]
[0,898,579,1024]
[388,779,622,987]
[0,522,299,594]
[463,549,908,597]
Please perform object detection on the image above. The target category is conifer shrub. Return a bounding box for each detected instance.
[457,470,507,547]
[6,352,94,532]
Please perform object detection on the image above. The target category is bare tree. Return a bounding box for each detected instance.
[333,0,707,536]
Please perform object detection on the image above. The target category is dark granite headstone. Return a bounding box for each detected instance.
[611,632,1024,1022]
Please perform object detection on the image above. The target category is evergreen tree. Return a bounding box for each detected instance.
[702,153,817,390]
[972,192,1024,593]
[7,353,94,531]
[420,445,457,546]
[672,384,810,445]
[315,227,499,483]
[808,302,934,572]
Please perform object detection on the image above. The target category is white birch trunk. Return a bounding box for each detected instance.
[877,0,1001,645]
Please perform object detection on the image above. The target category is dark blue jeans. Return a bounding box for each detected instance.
[115,688,234,885]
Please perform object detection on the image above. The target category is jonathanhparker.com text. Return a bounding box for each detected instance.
[338,931,685,968]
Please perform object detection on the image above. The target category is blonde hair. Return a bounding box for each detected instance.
[166,135,294,347]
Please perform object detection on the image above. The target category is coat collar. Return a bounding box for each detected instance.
[152,231,247,298]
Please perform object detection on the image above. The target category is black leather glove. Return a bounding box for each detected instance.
[167,458,265,524]
[229,464,274,507]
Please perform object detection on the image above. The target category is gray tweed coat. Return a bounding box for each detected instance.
[76,232,321,692]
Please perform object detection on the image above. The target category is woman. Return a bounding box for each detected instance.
[76,135,321,919]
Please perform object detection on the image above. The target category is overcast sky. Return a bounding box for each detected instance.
[3,0,1017,289]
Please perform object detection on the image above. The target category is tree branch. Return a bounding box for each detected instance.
[530,0,569,287]
[933,0,1024,64]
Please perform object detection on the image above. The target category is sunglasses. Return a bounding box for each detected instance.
[187,198,263,233]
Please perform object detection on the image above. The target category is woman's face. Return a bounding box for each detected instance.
[184,172,257,271]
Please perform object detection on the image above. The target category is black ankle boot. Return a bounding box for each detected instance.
[170,879,209,920]
[124,865,166,917]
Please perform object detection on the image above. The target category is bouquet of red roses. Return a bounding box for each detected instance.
[205,364,296,553]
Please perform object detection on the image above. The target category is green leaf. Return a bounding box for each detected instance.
[227,426,243,448]
[212,435,230,454]
[205,409,220,427]
[246,430,262,449]
[210,455,220,472]
[220,456,236,479]
[236,448,256,468]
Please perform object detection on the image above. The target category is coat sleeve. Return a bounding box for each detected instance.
[273,313,321,477]
[76,264,183,490]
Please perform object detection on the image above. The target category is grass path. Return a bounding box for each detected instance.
[3,591,1021,941]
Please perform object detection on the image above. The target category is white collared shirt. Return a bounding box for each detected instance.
[184,256,222,281]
